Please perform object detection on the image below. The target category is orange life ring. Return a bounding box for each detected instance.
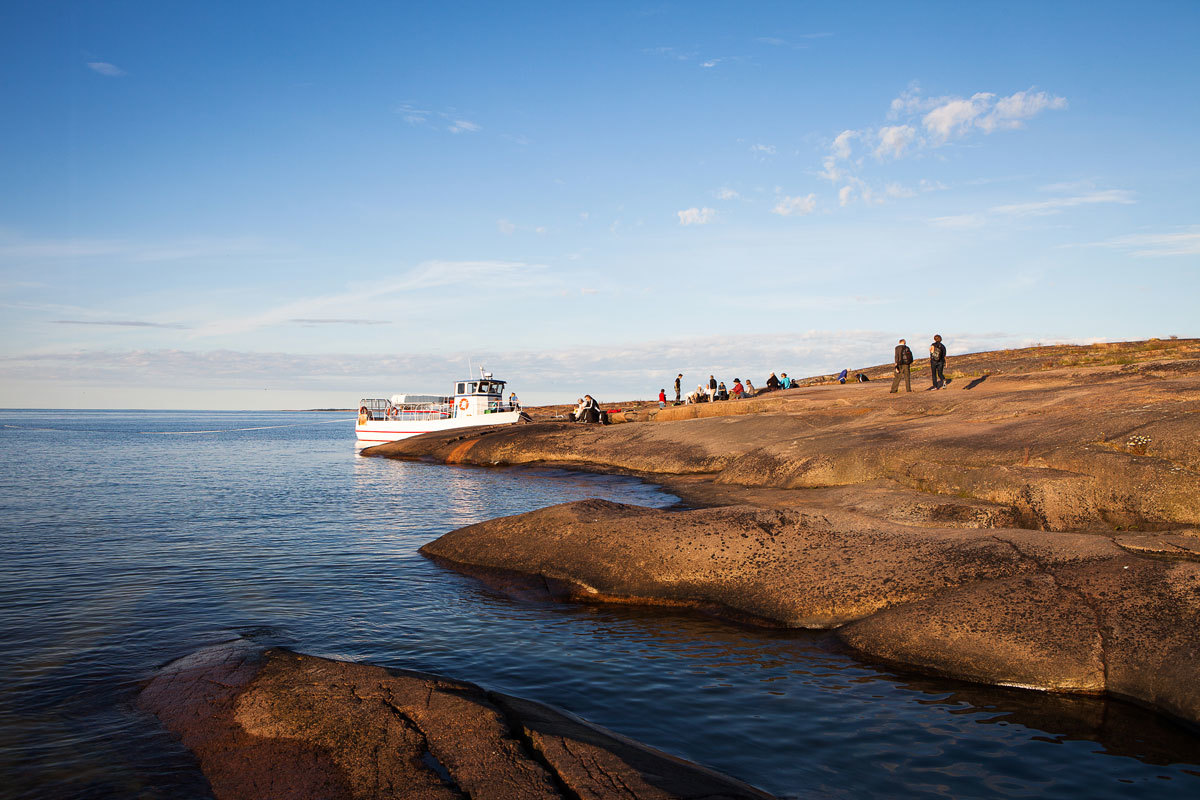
[458,398,469,411]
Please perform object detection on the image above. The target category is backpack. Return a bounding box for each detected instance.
[932,342,946,361]
[901,346,913,365]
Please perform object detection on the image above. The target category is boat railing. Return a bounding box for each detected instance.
[385,402,454,421]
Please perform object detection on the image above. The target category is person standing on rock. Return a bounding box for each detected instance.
[890,338,914,393]
[674,374,682,403]
[708,375,718,401]
[929,334,947,389]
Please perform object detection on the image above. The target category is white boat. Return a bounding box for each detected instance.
[355,370,529,445]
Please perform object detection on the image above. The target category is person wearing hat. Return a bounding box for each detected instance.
[929,334,948,389]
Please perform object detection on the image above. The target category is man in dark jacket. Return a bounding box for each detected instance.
[890,338,914,393]
[929,334,947,389]
[674,373,682,403]
[765,372,781,390]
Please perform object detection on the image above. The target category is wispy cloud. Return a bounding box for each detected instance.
[190,260,545,339]
[1080,226,1200,257]
[2,329,1105,401]
[714,187,740,200]
[0,233,274,263]
[677,207,716,226]
[991,189,1134,217]
[772,194,816,216]
[929,189,1134,228]
[750,143,776,156]
[87,61,126,77]
[287,318,391,326]
[396,104,481,134]
[53,319,186,329]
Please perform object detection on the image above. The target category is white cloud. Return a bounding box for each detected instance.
[838,186,854,206]
[875,125,915,159]
[448,119,480,133]
[979,90,1068,132]
[4,328,1107,408]
[87,61,126,77]
[397,104,430,124]
[991,189,1134,217]
[190,260,542,339]
[831,130,857,160]
[772,194,816,216]
[922,92,994,143]
[884,183,915,199]
[677,207,716,226]
[917,88,1066,143]
[1083,227,1200,257]
[818,156,843,183]
[0,233,273,263]
[928,189,1134,228]
[497,219,516,235]
[929,213,985,229]
[750,143,776,156]
[715,187,740,200]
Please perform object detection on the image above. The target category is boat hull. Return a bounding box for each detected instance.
[355,410,525,445]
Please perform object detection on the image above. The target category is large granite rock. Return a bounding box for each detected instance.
[420,501,1200,727]
[139,642,774,800]
[367,344,1200,729]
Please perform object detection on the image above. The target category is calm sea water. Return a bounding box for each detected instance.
[1,409,1198,799]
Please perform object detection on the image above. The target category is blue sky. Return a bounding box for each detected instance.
[2,1,1197,408]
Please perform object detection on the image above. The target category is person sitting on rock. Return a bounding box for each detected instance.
[765,372,780,391]
[731,378,744,399]
[744,378,755,396]
[570,398,585,422]
[855,372,870,383]
[658,388,667,408]
[581,395,601,423]
[716,382,729,401]
[837,369,848,384]
[780,373,792,389]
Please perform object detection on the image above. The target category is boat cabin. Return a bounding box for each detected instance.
[453,374,508,416]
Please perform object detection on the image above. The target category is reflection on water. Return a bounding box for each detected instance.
[1,410,1198,799]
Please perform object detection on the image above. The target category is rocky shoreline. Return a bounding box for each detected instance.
[139,641,775,799]
[366,340,1200,730]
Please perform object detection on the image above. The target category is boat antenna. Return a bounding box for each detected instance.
[468,356,473,380]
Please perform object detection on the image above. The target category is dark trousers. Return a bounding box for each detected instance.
[890,364,911,393]
[931,360,945,388]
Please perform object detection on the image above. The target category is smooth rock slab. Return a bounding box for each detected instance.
[139,641,775,800]
[420,499,1200,729]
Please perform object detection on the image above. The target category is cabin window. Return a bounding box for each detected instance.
[467,382,477,394]
[457,383,465,394]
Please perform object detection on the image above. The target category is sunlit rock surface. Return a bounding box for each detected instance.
[139,642,775,800]
[366,341,1200,727]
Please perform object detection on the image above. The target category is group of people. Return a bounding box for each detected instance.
[662,371,803,407]
[889,334,949,393]
[570,394,607,423]
[659,334,950,406]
